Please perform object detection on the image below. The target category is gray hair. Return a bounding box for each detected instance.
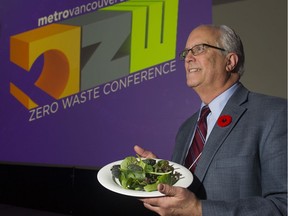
[217,25,245,76]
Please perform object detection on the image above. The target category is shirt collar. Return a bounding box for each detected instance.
[201,82,240,118]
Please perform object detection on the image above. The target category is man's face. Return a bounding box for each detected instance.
[184,26,228,93]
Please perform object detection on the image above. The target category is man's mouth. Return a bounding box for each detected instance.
[188,68,200,73]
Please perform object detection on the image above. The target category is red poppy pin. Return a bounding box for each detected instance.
[217,115,232,127]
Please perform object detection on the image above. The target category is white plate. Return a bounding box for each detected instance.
[97,158,193,197]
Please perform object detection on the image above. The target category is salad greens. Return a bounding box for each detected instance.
[110,155,182,192]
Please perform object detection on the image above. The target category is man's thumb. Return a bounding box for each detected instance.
[158,183,176,196]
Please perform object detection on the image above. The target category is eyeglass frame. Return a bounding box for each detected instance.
[179,43,226,61]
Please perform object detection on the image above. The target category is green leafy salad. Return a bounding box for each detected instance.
[110,155,182,192]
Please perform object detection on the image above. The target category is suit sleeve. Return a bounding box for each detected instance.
[201,103,287,216]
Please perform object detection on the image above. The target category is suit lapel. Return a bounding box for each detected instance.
[183,116,198,161]
[194,84,249,181]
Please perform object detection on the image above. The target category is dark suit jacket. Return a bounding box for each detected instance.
[171,83,287,215]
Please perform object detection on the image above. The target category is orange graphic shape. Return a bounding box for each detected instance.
[10,23,81,101]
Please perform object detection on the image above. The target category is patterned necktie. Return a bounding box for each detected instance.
[185,105,210,172]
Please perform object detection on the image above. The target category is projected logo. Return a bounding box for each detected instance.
[10,0,178,110]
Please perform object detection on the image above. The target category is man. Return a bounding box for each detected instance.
[134,24,287,215]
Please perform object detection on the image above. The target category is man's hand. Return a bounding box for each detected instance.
[139,183,202,216]
[134,145,158,159]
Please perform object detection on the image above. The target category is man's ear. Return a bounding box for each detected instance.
[226,53,238,72]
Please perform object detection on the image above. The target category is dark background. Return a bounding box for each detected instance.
[0,164,158,215]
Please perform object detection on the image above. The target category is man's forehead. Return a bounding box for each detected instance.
[186,27,218,46]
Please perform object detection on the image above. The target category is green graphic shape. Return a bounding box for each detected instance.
[101,0,179,73]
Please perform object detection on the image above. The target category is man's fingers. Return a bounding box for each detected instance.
[134,145,157,158]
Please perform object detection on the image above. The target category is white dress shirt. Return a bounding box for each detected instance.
[200,82,240,141]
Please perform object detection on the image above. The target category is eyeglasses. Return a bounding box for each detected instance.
[179,43,226,60]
